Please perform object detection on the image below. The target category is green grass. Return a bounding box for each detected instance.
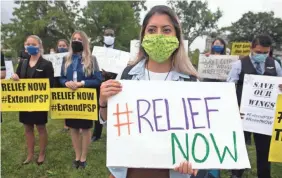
[1,112,282,178]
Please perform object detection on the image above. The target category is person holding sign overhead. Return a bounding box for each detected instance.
[55,39,69,132]
[11,35,54,165]
[59,31,102,169]
[227,34,282,178]
[99,5,201,178]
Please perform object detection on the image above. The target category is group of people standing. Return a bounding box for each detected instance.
[1,4,282,178]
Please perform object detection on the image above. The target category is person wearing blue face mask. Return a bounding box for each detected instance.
[56,39,69,53]
[227,34,282,178]
[11,35,54,166]
[55,39,70,132]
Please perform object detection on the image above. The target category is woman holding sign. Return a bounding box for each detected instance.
[11,35,54,165]
[99,5,202,178]
[59,31,102,169]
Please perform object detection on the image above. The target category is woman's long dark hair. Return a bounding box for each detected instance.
[211,37,226,55]
[138,5,181,58]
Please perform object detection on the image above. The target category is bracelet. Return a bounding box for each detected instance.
[99,104,107,108]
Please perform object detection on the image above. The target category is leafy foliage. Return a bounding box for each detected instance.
[1,0,80,56]
[168,0,222,48]
[224,11,282,49]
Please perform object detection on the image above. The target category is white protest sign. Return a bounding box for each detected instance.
[240,74,282,135]
[5,61,14,79]
[107,81,250,169]
[92,46,130,74]
[198,55,239,80]
[130,40,189,60]
[43,52,68,77]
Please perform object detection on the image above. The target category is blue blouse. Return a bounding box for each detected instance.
[59,54,102,88]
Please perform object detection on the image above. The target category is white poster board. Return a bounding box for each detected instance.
[107,81,250,169]
[43,52,68,77]
[198,55,239,80]
[92,46,130,74]
[240,74,282,135]
[5,61,14,79]
[130,40,189,61]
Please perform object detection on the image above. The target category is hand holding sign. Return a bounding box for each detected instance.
[11,73,20,81]
[99,80,122,107]
[174,161,198,176]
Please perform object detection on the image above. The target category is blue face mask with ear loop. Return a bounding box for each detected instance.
[252,52,268,63]
[26,46,39,55]
[212,45,224,53]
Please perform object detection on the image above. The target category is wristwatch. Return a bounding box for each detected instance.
[81,80,85,87]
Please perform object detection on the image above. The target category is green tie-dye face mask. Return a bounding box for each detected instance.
[141,34,179,63]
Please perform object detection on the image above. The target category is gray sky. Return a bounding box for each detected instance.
[2,0,282,52]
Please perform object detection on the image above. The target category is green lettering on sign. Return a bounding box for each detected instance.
[171,133,189,164]
[192,133,210,163]
[210,131,238,163]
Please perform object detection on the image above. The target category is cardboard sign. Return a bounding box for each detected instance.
[92,46,130,74]
[50,88,98,120]
[4,61,14,79]
[231,42,251,56]
[269,94,282,163]
[107,81,250,169]
[130,40,189,60]
[1,79,50,111]
[43,52,68,77]
[198,55,239,80]
[240,75,282,135]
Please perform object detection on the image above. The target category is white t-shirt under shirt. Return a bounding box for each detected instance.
[143,69,173,81]
[116,68,173,81]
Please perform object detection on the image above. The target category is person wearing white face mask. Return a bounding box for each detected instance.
[103,28,115,48]
[92,28,118,142]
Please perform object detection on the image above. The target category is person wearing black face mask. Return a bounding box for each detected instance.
[59,31,102,169]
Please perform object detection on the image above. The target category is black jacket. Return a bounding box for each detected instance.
[16,56,55,87]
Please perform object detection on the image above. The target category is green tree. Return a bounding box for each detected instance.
[1,0,80,56]
[168,0,222,48]
[224,11,282,49]
[79,1,145,52]
[191,49,200,68]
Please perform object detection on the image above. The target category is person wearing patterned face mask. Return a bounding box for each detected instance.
[98,5,202,178]
[227,34,282,178]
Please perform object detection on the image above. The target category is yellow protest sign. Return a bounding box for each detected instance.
[50,88,98,120]
[231,42,251,56]
[269,94,282,163]
[1,79,50,111]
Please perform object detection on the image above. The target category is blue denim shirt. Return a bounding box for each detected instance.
[59,54,102,88]
[102,59,197,178]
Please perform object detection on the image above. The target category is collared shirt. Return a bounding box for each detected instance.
[227,54,282,83]
[100,59,195,178]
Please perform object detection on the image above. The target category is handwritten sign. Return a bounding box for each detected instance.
[269,94,282,163]
[240,75,282,135]
[1,79,50,111]
[92,46,130,74]
[198,55,239,80]
[107,81,250,169]
[43,52,68,77]
[50,88,98,120]
[231,42,251,56]
[130,40,189,60]
[4,61,14,79]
